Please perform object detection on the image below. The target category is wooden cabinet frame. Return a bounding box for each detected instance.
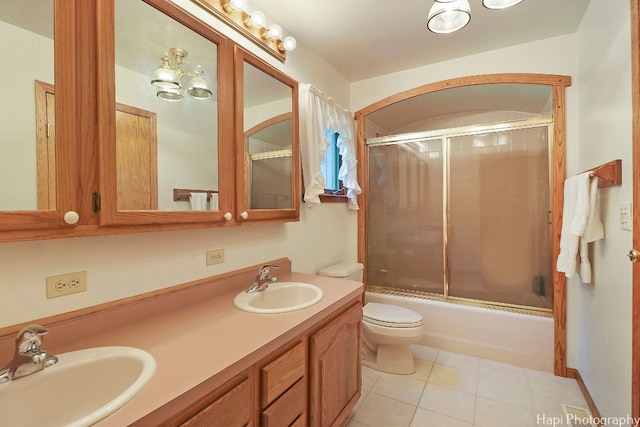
[0,0,301,242]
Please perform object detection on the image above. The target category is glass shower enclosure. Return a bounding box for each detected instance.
[366,117,553,311]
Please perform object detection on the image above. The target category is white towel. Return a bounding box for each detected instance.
[578,178,605,283]
[556,172,604,283]
[189,192,207,210]
[209,193,219,211]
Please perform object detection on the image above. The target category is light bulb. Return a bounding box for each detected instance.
[266,24,283,40]
[280,36,296,52]
[226,0,247,12]
[482,0,524,9]
[246,10,266,29]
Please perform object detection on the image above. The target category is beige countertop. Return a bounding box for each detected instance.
[54,271,362,426]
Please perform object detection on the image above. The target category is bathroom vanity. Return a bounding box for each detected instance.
[0,259,362,427]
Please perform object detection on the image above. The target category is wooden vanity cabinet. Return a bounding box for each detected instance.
[309,302,362,427]
[139,299,361,427]
[171,369,254,427]
[258,340,307,426]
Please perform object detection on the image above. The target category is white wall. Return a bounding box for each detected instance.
[0,0,356,328]
[575,0,633,420]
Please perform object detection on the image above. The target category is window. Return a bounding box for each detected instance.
[320,132,347,201]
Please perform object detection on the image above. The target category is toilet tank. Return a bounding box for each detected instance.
[318,262,364,282]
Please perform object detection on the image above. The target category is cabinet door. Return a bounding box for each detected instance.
[97,0,235,227]
[233,46,300,224]
[309,302,362,427]
[180,375,253,427]
[0,0,80,234]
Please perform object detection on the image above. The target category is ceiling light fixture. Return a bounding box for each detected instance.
[150,48,214,102]
[427,0,471,34]
[192,0,296,61]
[482,0,525,9]
[428,0,525,34]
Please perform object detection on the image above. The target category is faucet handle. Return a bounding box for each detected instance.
[16,325,48,354]
[258,264,279,278]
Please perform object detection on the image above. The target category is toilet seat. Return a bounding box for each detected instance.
[363,302,423,328]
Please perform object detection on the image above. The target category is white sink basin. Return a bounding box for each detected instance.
[234,281,324,313]
[0,346,156,427]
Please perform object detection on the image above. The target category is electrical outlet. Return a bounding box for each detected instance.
[206,249,224,266]
[46,271,87,299]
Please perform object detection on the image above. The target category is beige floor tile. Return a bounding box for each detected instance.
[528,375,587,409]
[477,373,532,408]
[345,419,370,427]
[351,392,417,427]
[373,373,427,406]
[436,350,482,371]
[479,358,528,384]
[474,396,536,427]
[362,366,383,391]
[411,359,434,382]
[411,345,439,362]
[418,383,476,423]
[428,363,479,394]
[410,408,474,427]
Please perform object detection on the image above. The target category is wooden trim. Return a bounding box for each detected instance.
[318,192,348,203]
[354,73,572,119]
[580,159,623,187]
[552,85,568,377]
[631,0,640,419]
[566,368,603,424]
[355,73,570,376]
[35,80,57,211]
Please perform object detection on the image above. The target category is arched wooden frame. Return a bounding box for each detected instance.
[354,73,572,377]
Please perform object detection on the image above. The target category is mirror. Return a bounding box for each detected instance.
[114,0,219,211]
[243,60,294,210]
[0,0,55,210]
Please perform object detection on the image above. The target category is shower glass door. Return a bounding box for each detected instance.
[367,138,445,295]
[447,126,551,309]
[366,118,552,311]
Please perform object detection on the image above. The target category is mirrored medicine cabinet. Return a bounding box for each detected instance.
[0,0,300,242]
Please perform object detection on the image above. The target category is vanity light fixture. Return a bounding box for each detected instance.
[192,0,296,61]
[150,48,213,102]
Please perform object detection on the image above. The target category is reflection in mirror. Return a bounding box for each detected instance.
[115,0,218,211]
[243,62,293,210]
[365,83,553,138]
[0,0,55,210]
[246,114,293,209]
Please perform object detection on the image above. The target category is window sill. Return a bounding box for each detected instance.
[319,191,348,203]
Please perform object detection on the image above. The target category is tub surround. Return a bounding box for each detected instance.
[0,258,363,426]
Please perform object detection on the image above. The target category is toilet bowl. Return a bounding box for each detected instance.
[362,302,424,375]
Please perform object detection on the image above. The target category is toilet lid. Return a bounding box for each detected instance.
[363,303,424,328]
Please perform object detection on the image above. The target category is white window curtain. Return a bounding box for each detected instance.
[299,83,361,209]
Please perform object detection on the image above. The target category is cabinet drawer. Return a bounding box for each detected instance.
[180,377,252,427]
[261,378,305,427]
[261,340,305,407]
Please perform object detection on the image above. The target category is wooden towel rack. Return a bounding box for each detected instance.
[584,159,622,188]
[173,188,219,202]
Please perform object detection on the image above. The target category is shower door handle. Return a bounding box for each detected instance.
[628,249,640,263]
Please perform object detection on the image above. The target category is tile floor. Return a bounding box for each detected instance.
[344,345,590,427]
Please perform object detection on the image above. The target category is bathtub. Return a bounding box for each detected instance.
[365,291,554,372]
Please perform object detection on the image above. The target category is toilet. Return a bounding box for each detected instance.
[317,262,425,375]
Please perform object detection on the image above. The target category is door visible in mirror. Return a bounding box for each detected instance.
[115,0,219,211]
[0,0,55,210]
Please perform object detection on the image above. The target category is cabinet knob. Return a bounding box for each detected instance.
[629,249,640,263]
[241,211,248,219]
[63,211,80,225]
[224,212,232,221]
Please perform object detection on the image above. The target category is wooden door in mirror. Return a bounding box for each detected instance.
[97,0,235,226]
[0,0,79,234]
[234,46,300,224]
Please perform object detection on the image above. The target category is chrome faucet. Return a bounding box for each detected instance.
[0,325,58,383]
[246,264,279,293]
